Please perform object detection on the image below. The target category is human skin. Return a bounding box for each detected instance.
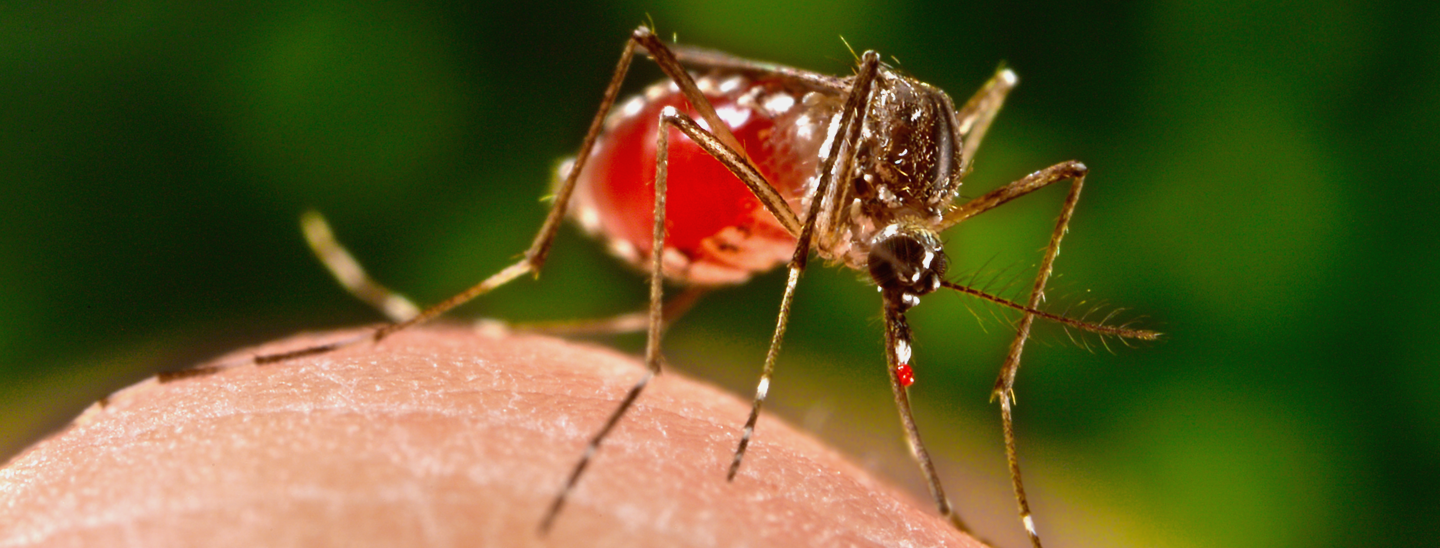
[0,326,983,547]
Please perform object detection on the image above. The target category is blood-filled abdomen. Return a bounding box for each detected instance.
[569,72,839,285]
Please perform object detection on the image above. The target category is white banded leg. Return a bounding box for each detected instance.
[724,51,885,483]
[882,302,977,535]
[943,160,1088,548]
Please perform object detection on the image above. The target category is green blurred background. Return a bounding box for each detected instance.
[2,1,1435,546]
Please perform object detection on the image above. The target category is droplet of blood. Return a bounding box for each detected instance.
[896,363,915,387]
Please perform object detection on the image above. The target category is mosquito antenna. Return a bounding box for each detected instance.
[940,280,1160,341]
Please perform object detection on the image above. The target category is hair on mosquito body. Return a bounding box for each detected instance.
[160,25,1159,547]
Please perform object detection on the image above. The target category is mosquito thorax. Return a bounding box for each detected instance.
[849,69,960,224]
[866,223,947,311]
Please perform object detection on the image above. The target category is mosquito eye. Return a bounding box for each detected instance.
[925,95,955,190]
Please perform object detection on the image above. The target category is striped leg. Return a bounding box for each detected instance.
[725,51,884,483]
[946,160,1088,548]
[882,303,977,534]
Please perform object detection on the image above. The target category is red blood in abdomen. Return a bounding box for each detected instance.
[574,79,813,285]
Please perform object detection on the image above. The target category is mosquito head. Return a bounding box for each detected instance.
[867,223,947,311]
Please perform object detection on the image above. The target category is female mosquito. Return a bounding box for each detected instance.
[193,26,1158,547]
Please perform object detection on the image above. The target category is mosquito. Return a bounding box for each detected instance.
[170,26,1159,547]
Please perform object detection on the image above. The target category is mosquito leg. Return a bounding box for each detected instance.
[640,49,886,473]
[642,99,804,234]
[882,302,976,535]
[539,366,656,532]
[540,104,683,531]
[629,29,747,162]
[630,107,822,482]
[941,160,1085,230]
[640,111,679,371]
[724,261,803,480]
[668,43,849,93]
[951,67,1018,175]
[305,202,708,337]
[300,210,420,322]
[1002,165,1083,548]
[940,160,1087,547]
[727,51,883,481]
[1000,386,1040,547]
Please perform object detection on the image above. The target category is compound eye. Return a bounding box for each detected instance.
[929,96,955,185]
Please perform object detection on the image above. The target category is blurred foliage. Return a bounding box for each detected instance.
[2,1,1436,547]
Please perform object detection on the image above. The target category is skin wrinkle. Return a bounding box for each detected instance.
[1,327,982,548]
